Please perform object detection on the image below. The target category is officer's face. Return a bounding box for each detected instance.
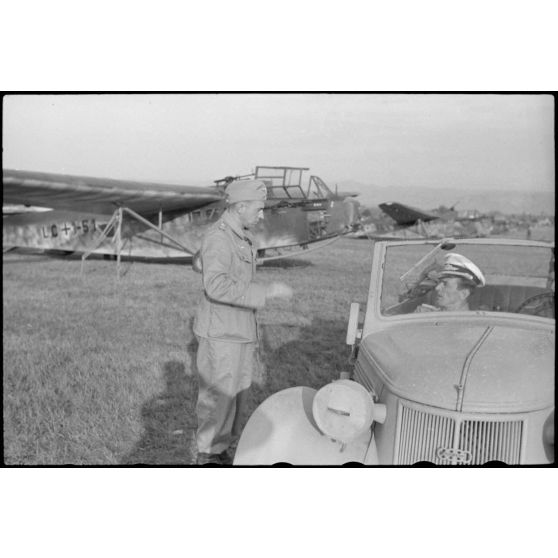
[239,201,265,228]
[434,277,469,310]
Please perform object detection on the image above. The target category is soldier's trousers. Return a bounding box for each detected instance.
[195,336,258,454]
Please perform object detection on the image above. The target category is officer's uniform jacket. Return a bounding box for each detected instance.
[193,210,268,343]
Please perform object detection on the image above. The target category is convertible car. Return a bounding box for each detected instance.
[234,238,555,465]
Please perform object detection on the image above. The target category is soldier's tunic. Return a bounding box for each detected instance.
[193,210,268,454]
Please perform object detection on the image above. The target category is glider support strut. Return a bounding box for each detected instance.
[81,206,196,279]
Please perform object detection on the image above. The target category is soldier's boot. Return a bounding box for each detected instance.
[196,452,223,466]
[219,450,234,465]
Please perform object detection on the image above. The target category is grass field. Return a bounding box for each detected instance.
[4,226,554,465]
[3,238,373,465]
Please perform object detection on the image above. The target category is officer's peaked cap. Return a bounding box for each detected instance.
[436,253,486,287]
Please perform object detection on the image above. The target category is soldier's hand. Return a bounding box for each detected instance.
[266,282,293,300]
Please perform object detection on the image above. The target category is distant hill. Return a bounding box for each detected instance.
[334,181,555,215]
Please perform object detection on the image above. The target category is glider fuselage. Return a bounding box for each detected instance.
[3,166,359,261]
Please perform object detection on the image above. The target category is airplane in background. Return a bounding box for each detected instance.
[3,165,361,272]
[350,201,492,240]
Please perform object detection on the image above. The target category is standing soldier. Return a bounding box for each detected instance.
[193,180,293,465]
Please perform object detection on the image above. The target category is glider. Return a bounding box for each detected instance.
[3,166,361,272]
[351,201,492,240]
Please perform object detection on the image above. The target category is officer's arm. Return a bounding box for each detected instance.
[202,234,267,309]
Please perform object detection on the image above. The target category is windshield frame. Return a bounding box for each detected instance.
[362,238,555,335]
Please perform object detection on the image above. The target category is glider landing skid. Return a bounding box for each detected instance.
[80,206,196,280]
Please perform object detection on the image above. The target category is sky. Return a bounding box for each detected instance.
[3,94,554,193]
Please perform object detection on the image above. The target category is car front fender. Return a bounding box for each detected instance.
[233,386,378,465]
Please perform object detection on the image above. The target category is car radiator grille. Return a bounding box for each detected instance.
[396,403,523,465]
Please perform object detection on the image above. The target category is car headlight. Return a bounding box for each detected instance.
[312,379,386,444]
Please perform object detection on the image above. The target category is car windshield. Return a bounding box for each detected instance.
[380,241,554,317]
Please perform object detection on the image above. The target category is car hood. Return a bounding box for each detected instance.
[360,322,554,413]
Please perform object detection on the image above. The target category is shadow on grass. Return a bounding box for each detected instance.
[123,317,347,465]
[121,358,198,465]
[4,248,194,265]
[2,253,55,264]
[234,318,350,441]
[259,257,313,269]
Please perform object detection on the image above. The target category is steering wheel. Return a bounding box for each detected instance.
[515,292,555,318]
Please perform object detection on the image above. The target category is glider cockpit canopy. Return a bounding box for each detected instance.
[254,165,335,201]
[214,166,337,204]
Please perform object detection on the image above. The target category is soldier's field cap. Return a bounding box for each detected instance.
[226,179,271,205]
[436,253,486,287]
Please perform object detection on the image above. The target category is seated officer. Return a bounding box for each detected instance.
[416,253,485,312]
